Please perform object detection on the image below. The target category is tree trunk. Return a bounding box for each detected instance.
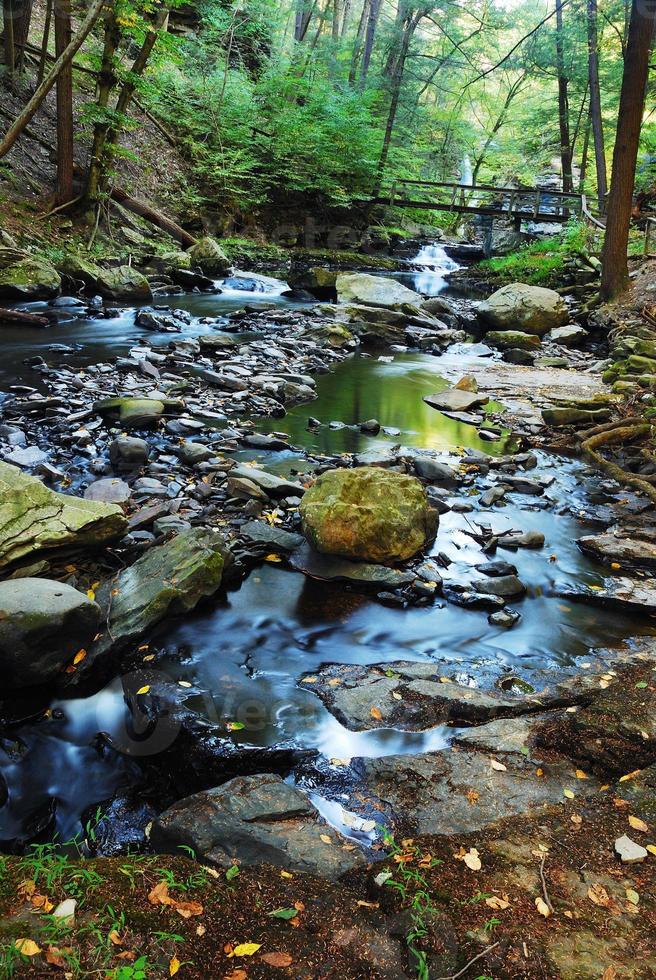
[36,0,52,85]
[2,0,15,80]
[13,0,32,72]
[92,7,170,200]
[54,0,73,205]
[348,0,369,84]
[587,0,608,211]
[359,0,380,85]
[579,114,591,193]
[0,0,106,159]
[600,0,656,299]
[373,8,420,196]
[295,0,317,41]
[85,6,122,203]
[555,0,573,194]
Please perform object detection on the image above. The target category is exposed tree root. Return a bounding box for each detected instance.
[580,423,656,503]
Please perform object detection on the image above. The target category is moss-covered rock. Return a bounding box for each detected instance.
[477,283,569,336]
[0,461,126,569]
[95,265,152,302]
[0,256,61,300]
[60,254,104,289]
[300,467,438,564]
[93,396,183,428]
[188,237,232,277]
[336,273,422,308]
[485,330,542,351]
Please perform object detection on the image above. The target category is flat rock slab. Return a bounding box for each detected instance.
[290,544,416,590]
[424,390,490,413]
[0,461,127,569]
[299,661,544,731]
[555,578,656,613]
[152,773,365,880]
[240,520,304,551]
[229,464,305,498]
[578,533,656,570]
[353,742,600,836]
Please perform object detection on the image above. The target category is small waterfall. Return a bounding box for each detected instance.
[460,154,473,186]
[410,243,460,295]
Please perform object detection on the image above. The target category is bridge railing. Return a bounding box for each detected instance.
[384,179,584,219]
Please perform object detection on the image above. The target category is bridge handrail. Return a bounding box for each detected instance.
[581,194,606,229]
[386,179,584,202]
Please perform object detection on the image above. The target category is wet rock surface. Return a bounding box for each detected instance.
[153,773,365,879]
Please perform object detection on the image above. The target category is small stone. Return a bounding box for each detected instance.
[4,446,48,468]
[614,835,648,864]
[84,478,131,507]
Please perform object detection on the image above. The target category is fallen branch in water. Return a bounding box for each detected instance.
[0,307,50,327]
[580,422,656,503]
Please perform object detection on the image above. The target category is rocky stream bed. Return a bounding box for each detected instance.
[0,241,655,978]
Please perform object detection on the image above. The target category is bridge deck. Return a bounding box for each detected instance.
[372,197,572,223]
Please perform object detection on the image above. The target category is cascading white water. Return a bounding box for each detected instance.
[411,243,460,294]
[217,269,290,297]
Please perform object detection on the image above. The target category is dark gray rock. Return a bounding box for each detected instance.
[0,579,100,690]
[290,544,415,590]
[152,773,365,879]
[241,521,304,551]
[109,436,150,471]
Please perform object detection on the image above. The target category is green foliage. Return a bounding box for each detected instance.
[479,222,600,286]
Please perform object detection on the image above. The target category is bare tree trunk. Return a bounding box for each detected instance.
[295,0,317,41]
[0,0,106,159]
[373,7,422,195]
[13,0,32,72]
[348,0,369,84]
[579,113,591,193]
[36,0,52,85]
[3,0,16,81]
[55,0,73,205]
[555,0,573,193]
[587,0,607,211]
[600,0,656,298]
[359,0,380,85]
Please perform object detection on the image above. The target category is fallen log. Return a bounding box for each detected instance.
[109,187,197,248]
[0,307,50,327]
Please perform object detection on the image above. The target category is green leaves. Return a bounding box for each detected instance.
[268,908,298,920]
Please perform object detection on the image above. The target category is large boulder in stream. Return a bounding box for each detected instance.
[153,773,365,880]
[300,467,437,564]
[188,237,231,277]
[0,578,100,690]
[0,256,61,300]
[61,256,152,301]
[336,272,422,308]
[0,461,127,569]
[477,283,569,337]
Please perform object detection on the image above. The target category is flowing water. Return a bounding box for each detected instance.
[1,248,654,848]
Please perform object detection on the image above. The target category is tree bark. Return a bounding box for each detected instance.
[0,0,106,159]
[55,0,73,205]
[359,0,380,85]
[13,0,32,72]
[0,306,49,326]
[36,0,52,85]
[2,0,15,80]
[587,0,607,210]
[555,0,573,194]
[85,6,122,203]
[348,0,369,84]
[600,0,656,299]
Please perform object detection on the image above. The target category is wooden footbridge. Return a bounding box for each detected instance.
[375,179,604,229]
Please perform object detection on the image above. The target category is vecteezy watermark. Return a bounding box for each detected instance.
[101,666,316,758]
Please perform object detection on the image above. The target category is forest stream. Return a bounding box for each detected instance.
[1,243,655,856]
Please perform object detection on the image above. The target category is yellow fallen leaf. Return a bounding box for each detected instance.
[320,834,333,844]
[170,957,181,976]
[232,943,262,957]
[563,789,575,800]
[265,554,282,562]
[646,844,656,856]
[619,770,642,783]
[280,870,293,879]
[575,770,588,780]
[136,685,151,696]
[15,939,41,956]
[196,925,206,937]
[370,707,383,720]
[535,897,551,918]
[73,649,87,665]
[629,815,649,833]
[587,883,611,907]
[108,931,123,946]
[485,895,510,910]
[626,888,640,906]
